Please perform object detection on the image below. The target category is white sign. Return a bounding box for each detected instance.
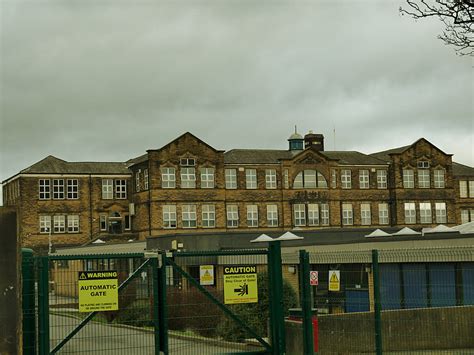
[200,265,214,285]
[310,271,318,286]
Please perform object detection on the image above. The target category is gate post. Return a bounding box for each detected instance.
[38,256,50,355]
[299,250,314,355]
[158,253,169,354]
[22,248,36,355]
[268,240,286,354]
[372,249,382,355]
[151,257,161,355]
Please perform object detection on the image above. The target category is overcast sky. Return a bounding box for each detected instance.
[1,0,472,203]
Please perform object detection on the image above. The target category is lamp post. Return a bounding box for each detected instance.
[250,232,303,355]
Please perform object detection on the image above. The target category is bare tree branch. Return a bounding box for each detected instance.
[400,0,474,56]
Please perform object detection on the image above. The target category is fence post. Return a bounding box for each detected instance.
[299,250,314,355]
[372,249,382,355]
[158,253,169,355]
[38,256,50,355]
[22,248,36,355]
[151,257,161,355]
[268,240,286,354]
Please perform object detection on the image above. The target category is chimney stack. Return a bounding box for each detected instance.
[304,130,324,151]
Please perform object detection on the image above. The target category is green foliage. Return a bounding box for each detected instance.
[216,272,297,342]
[114,299,153,327]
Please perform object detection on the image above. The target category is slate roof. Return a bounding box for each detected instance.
[18,155,130,175]
[224,149,387,165]
[453,162,474,177]
[370,145,411,162]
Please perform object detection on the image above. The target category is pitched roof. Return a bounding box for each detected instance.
[453,162,474,177]
[224,149,296,164]
[321,151,388,165]
[18,155,130,175]
[370,145,411,162]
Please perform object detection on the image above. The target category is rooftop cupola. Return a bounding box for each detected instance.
[304,130,325,151]
[288,127,304,151]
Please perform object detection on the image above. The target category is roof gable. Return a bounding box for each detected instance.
[152,132,222,154]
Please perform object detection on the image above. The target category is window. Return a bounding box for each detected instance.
[39,179,51,199]
[202,205,215,228]
[246,169,257,189]
[417,161,430,169]
[53,179,65,199]
[284,169,289,189]
[435,202,447,224]
[181,167,196,188]
[265,169,277,189]
[161,167,176,188]
[225,169,237,189]
[404,203,416,224]
[102,179,113,199]
[342,203,353,225]
[246,205,258,227]
[341,170,352,189]
[470,181,474,198]
[293,204,306,226]
[226,205,239,228]
[377,170,387,189]
[419,202,432,224]
[293,170,328,189]
[124,214,131,230]
[433,169,445,188]
[99,215,108,231]
[308,204,319,226]
[135,171,141,192]
[180,158,195,166]
[418,169,430,188]
[359,170,369,189]
[320,204,330,226]
[182,205,197,228]
[459,181,468,198]
[163,205,177,228]
[403,169,414,188]
[361,203,371,225]
[53,215,66,233]
[267,205,278,227]
[144,169,149,190]
[331,169,337,188]
[200,168,215,188]
[67,215,79,233]
[461,209,470,224]
[115,179,127,199]
[67,179,78,199]
[39,215,51,233]
[378,203,389,225]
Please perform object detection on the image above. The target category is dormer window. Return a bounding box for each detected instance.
[180,158,195,166]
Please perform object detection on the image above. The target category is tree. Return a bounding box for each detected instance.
[400,0,474,56]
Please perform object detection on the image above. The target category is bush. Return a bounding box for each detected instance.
[216,272,297,342]
[114,299,153,327]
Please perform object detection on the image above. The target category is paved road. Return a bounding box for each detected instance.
[50,314,262,354]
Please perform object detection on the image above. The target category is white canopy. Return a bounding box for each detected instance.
[365,229,391,238]
[392,227,421,236]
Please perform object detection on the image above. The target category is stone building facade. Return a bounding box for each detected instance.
[3,131,474,250]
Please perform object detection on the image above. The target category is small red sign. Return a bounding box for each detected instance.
[310,271,318,286]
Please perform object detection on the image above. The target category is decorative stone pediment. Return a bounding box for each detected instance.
[293,151,327,165]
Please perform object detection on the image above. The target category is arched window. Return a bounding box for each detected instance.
[293,170,328,189]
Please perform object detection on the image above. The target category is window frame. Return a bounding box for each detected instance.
[161,167,176,189]
[225,169,237,189]
[419,202,432,224]
[293,204,306,227]
[67,215,79,233]
[182,205,197,228]
[181,167,196,188]
[265,169,277,189]
[342,203,353,226]
[226,205,239,228]
[67,179,79,199]
[403,169,414,188]
[359,170,369,189]
[202,204,216,228]
[308,203,319,226]
[200,167,215,189]
[341,170,352,189]
[246,169,257,189]
[143,169,149,190]
[418,169,430,188]
[376,170,387,189]
[52,179,65,200]
[435,202,447,224]
[433,169,445,189]
[361,203,371,225]
[246,205,259,227]
[115,179,127,199]
[404,202,416,224]
[102,179,113,199]
[39,215,51,234]
[378,203,389,225]
[320,203,330,226]
[39,179,51,200]
[99,215,108,231]
[163,205,177,229]
[53,215,66,233]
[266,204,278,227]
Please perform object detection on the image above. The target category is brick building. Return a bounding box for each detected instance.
[2,131,474,251]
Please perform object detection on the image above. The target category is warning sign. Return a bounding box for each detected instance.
[78,271,119,312]
[310,271,318,286]
[328,270,340,292]
[223,265,258,304]
[200,265,214,286]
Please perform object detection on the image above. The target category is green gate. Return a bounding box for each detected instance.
[22,245,293,354]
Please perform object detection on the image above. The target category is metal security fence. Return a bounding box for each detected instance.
[291,248,474,355]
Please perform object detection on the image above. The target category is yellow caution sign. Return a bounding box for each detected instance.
[223,265,258,304]
[78,271,119,312]
[200,265,214,286]
[329,270,340,292]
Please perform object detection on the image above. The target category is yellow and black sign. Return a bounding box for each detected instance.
[223,265,258,304]
[78,271,119,312]
[328,270,340,292]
